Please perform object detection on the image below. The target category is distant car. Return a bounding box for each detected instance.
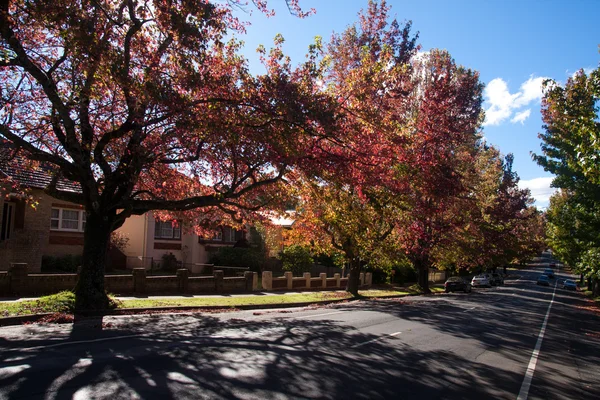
[471,274,492,288]
[562,279,577,291]
[537,275,550,286]
[543,268,555,279]
[490,273,504,286]
[444,277,472,293]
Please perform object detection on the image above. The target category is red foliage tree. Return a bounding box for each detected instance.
[0,0,338,310]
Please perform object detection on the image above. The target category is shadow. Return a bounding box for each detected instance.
[0,258,597,399]
[0,312,526,400]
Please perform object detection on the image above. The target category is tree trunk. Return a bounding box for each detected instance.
[415,257,431,294]
[74,211,114,312]
[346,259,361,297]
[593,278,600,297]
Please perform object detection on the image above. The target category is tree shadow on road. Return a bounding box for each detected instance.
[1,310,523,400]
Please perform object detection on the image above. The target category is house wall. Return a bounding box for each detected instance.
[0,189,51,272]
[115,214,147,268]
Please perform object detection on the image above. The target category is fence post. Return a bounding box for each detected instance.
[303,272,311,289]
[244,271,254,292]
[334,273,341,288]
[320,273,327,289]
[133,268,146,294]
[214,270,224,293]
[284,271,293,290]
[252,272,258,291]
[262,271,273,291]
[177,268,189,293]
[359,272,365,287]
[9,263,28,297]
[365,272,373,288]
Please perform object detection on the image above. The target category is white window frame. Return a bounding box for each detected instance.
[50,208,86,232]
[154,220,182,240]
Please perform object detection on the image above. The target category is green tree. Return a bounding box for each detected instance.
[534,66,600,295]
[281,244,314,275]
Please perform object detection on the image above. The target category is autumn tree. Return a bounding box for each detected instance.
[533,66,600,295]
[0,0,341,310]
[433,147,545,273]
[290,181,405,295]
[285,0,419,295]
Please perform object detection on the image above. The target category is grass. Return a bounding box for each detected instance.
[118,289,413,309]
[0,291,76,317]
[0,289,419,317]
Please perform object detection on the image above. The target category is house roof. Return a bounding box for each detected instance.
[0,145,81,193]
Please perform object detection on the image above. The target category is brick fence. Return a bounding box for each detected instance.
[261,271,372,291]
[0,263,372,297]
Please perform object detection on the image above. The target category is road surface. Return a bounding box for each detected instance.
[1,262,599,399]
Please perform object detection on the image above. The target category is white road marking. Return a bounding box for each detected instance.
[351,331,402,348]
[517,284,557,400]
[463,307,477,312]
[293,311,346,319]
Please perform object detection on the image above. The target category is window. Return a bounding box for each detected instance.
[50,208,86,232]
[154,220,181,240]
[213,230,222,241]
[1,202,15,241]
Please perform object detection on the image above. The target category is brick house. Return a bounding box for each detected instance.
[0,151,245,272]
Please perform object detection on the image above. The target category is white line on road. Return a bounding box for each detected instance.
[351,331,402,348]
[517,284,557,400]
[293,311,346,319]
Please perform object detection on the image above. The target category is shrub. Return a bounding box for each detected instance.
[281,244,314,275]
[161,253,179,272]
[210,247,265,272]
[41,254,83,273]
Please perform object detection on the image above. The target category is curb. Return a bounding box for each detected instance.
[0,313,52,327]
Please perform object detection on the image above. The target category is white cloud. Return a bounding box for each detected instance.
[511,109,531,125]
[483,75,547,126]
[518,176,557,208]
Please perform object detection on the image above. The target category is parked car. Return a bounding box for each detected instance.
[490,273,504,286]
[444,277,472,293]
[562,279,577,291]
[537,275,550,286]
[471,274,492,288]
[543,268,555,279]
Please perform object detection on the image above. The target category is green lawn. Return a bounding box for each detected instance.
[0,289,418,317]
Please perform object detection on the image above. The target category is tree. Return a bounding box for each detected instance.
[286,0,419,295]
[533,66,600,295]
[287,1,484,294]
[392,50,483,292]
[290,181,404,295]
[280,244,313,275]
[0,0,339,310]
[433,147,545,273]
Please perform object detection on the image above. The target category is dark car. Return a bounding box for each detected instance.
[562,279,577,291]
[537,275,550,286]
[444,277,472,293]
[490,273,504,286]
[543,268,555,279]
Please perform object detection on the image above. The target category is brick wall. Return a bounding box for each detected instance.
[188,276,216,293]
[104,275,134,294]
[27,273,78,295]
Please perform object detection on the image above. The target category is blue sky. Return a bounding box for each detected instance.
[236,0,600,208]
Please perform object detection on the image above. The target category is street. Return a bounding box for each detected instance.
[1,265,599,399]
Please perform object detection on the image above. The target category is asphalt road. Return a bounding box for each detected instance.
[1,260,599,399]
